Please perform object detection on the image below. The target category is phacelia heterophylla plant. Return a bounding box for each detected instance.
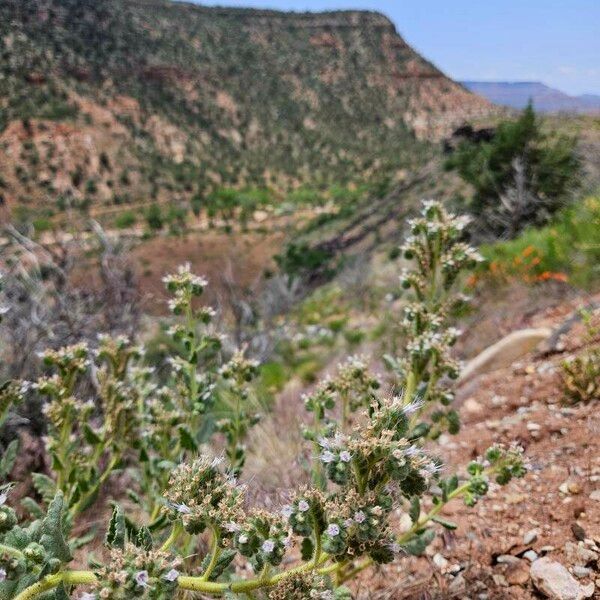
[384,200,484,439]
[0,202,526,599]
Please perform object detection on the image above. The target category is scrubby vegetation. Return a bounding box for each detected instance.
[561,309,600,404]
[1,0,484,220]
[478,195,600,288]
[445,104,580,237]
[0,203,527,599]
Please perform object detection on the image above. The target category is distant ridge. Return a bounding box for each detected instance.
[462,81,600,114]
[0,0,490,213]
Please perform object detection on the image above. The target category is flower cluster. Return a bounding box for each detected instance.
[163,456,244,538]
[39,343,89,382]
[0,380,24,427]
[390,200,483,437]
[268,572,333,600]
[163,263,208,315]
[303,356,381,485]
[233,509,290,570]
[92,543,182,600]
[320,490,397,562]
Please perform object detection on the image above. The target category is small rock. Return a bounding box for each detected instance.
[527,422,541,431]
[524,550,539,562]
[432,553,448,570]
[584,583,595,597]
[448,573,466,593]
[497,554,521,565]
[524,529,539,545]
[560,481,582,495]
[491,395,505,407]
[506,560,530,585]
[571,523,586,542]
[572,566,591,578]
[530,557,590,599]
[589,490,600,501]
[464,398,483,413]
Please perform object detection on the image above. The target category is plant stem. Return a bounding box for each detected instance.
[14,571,96,600]
[160,522,183,552]
[402,371,416,406]
[69,453,120,518]
[17,555,336,599]
[200,527,222,581]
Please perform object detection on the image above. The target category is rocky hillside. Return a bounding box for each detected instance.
[0,0,490,216]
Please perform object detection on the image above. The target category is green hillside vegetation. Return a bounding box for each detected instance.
[0,0,487,218]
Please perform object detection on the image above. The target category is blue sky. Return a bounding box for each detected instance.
[188,0,600,95]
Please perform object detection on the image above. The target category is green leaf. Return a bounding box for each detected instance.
[178,425,198,452]
[136,526,153,551]
[21,496,44,519]
[402,528,435,556]
[300,537,314,561]
[70,530,96,550]
[432,516,458,530]
[40,492,72,562]
[148,513,168,532]
[0,439,18,478]
[199,548,236,581]
[31,472,57,502]
[409,496,420,524]
[105,505,126,549]
[83,424,102,446]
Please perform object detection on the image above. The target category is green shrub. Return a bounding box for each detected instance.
[145,203,164,231]
[32,217,52,233]
[115,211,136,229]
[445,104,580,236]
[562,349,600,404]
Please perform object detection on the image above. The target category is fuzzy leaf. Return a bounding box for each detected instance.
[136,526,153,551]
[178,425,198,452]
[126,489,142,505]
[301,537,314,561]
[199,548,236,581]
[70,530,96,550]
[83,424,102,446]
[51,583,70,600]
[402,528,435,556]
[432,516,457,530]
[409,496,420,524]
[148,513,168,532]
[0,439,18,478]
[21,496,44,519]
[105,505,126,549]
[40,492,72,562]
[31,472,57,502]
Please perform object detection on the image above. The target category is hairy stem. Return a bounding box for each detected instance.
[200,527,222,581]
[160,522,183,552]
[14,571,96,600]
